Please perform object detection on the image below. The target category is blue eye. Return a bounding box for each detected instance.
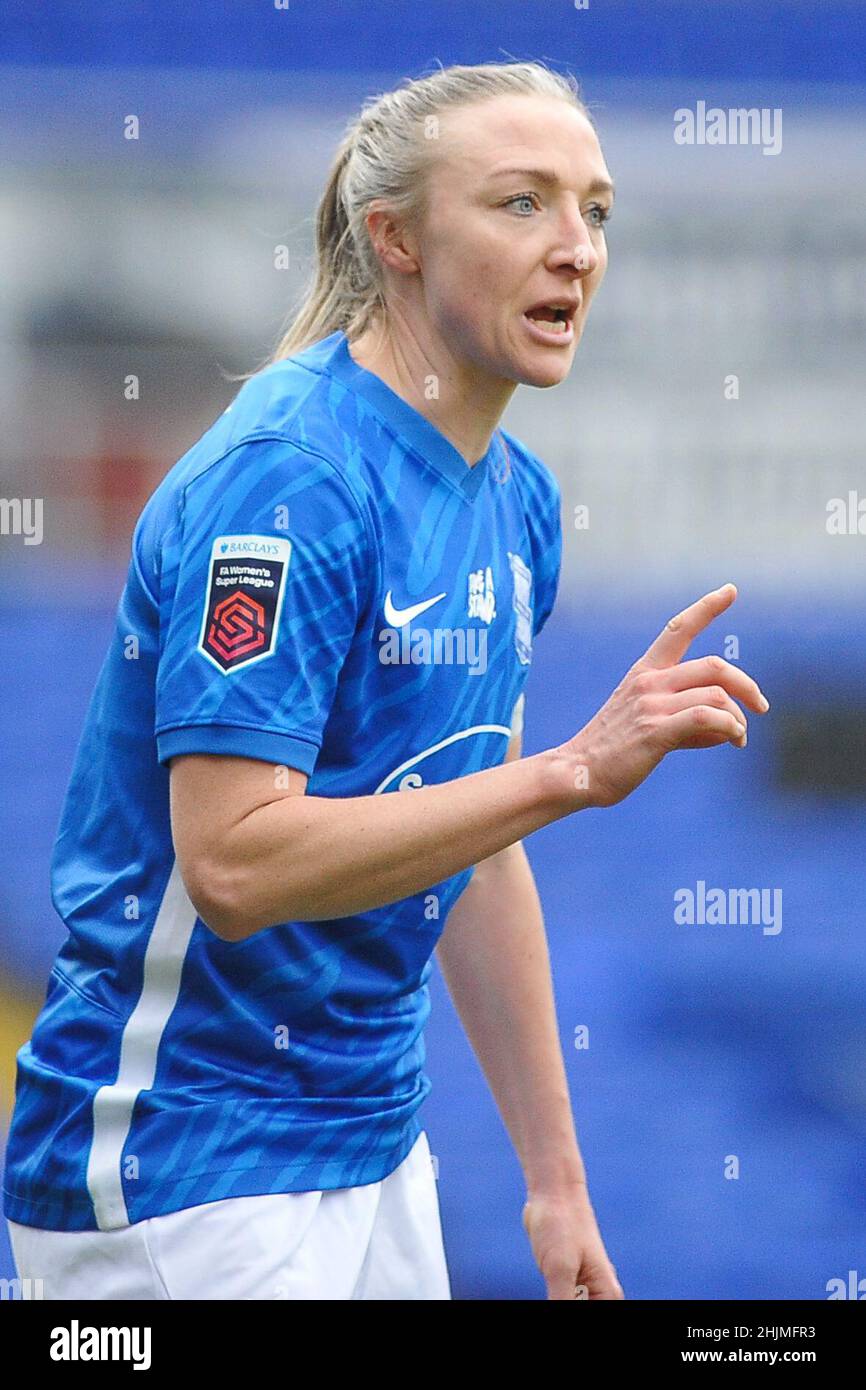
[588,203,612,227]
[504,193,540,215]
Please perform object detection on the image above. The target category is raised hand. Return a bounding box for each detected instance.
[561,584,770,810]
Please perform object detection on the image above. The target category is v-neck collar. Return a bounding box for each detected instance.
[322,331,504,502]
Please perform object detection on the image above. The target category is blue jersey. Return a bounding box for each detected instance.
[3,330,562,1232]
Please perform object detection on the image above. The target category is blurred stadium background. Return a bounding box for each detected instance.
[1,1,864,1299]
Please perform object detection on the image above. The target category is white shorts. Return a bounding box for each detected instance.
[7,1130,450,1300]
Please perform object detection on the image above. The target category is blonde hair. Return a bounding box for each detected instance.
[238,61,590,377]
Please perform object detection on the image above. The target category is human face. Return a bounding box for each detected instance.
[413,93,614,389]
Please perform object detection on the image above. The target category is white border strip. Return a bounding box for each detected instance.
[86,860,199,1230]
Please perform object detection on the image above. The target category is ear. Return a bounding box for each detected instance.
[364,204,421,276]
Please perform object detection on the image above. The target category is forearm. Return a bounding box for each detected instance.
[435,840,586,1196]
[214,747,582,937]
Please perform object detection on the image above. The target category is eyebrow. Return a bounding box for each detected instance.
[485,166,615,198]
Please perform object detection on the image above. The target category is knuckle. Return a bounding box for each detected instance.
[693,705,710,728]
[706,654,726,675]
[631,670,654,696]
[708,685,726,706]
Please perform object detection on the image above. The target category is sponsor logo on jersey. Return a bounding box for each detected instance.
[383,589,447,627]
[467,566,496,624]
[198,534,291,673]
[373,723,513,794]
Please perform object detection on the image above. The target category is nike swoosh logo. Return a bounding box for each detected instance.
[383,589,447,627]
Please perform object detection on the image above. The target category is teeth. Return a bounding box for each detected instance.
[526,313,569,333]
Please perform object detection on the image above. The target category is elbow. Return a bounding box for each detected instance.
[179,854,256,943]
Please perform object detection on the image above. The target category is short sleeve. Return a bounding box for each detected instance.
[154,437,374,774]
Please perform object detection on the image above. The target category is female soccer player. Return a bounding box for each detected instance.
[4,60,768,1300]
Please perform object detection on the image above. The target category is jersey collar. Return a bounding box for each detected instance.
[322,331,503,502]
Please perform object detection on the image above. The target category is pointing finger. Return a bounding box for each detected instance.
[635,584,738,671]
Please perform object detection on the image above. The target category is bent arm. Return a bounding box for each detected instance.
[171,744,582,941]
[171,587,768,943]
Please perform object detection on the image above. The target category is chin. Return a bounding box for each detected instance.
[517,354,575,388]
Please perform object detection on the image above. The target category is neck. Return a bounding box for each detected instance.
[347,316,516,467]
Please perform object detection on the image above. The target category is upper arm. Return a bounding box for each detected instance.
[153,439,371,927]
[169,754,308,931]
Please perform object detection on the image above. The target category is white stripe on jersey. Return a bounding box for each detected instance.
[87,860,198,1230]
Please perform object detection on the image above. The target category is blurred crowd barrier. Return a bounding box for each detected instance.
[1,86,863,592]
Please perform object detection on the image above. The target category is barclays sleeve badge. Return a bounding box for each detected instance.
[197,534,292,674]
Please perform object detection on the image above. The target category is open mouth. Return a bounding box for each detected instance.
[523,303,576,340]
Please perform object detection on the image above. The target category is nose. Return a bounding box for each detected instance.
[549,210,600,279]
